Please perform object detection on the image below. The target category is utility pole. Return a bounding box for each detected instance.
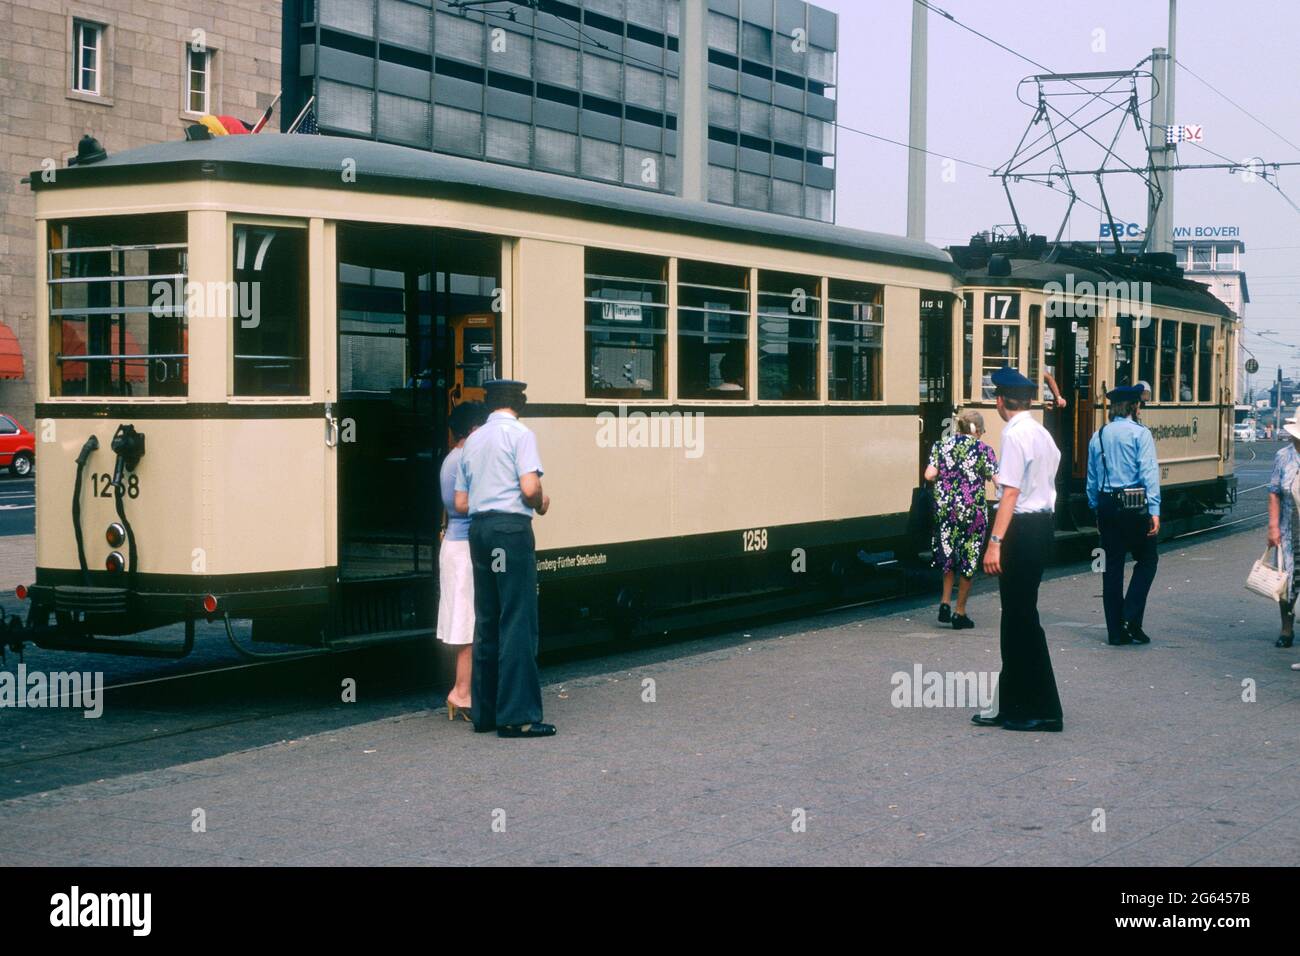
[676,0,708,203]
[906,0,928,241]
[1146,2,1178,253]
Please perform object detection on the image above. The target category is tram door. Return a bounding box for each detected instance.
[448,313,497,412]
[1044,313,1096,484]
[918,291,953,481]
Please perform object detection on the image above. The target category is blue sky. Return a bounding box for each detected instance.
[822,0,1300,371]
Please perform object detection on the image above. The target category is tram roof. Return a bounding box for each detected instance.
[31,134,955,275]
[959,257,1235,320]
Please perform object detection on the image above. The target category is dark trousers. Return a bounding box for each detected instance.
[469,512,543,729]
[996,511,1063,721]
[1096,497,1159,640]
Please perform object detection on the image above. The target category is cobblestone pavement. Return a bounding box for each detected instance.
[0,506,1296,866]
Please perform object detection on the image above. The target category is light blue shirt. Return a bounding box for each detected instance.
[1086,416,1161,516]
[440,446,469,541]
[455,411,544,518]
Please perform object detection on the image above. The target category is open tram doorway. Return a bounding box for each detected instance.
[334,224,502,632]
[1043,311,1096,507]
[918,291,953,481]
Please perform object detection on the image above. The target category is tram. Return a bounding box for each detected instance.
[8,133,1236,656]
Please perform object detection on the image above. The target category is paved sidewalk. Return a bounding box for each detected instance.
[0,522,1296,866]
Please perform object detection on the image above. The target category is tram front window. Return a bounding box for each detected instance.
[47,214,188,398]
[232,224,309,396]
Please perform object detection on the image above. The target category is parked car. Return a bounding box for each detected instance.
[1233,422,1257,443]
[0,415,34,476]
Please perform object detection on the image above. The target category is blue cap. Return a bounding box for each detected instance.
[1107,384,1144,402]
[990,366,1035,392]
[484,378,527,390]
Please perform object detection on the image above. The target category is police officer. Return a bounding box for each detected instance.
[974,367,1065,733]
[454,379,555,738]
[1086,384,1161,646]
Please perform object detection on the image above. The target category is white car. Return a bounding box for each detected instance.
[1233,423,1257,442]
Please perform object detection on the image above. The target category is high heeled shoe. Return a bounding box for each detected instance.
[446,700,472,722]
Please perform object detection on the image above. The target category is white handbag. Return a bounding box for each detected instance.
[1246,547,1289,602]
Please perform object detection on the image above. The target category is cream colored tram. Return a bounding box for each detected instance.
[943,237,1237,532]
[13,134,963,655]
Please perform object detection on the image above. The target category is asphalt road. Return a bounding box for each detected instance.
[0,477,33,538]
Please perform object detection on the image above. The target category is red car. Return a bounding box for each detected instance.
[0,415,34,477]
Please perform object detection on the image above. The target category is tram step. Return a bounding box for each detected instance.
[325,627,431,650]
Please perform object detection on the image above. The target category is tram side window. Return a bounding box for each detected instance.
[1114,315,1136,389]
[1027,304,1041,384]
[827,279,883,401]
[47,214,188,398]
[232,224,309,396]
[1138,319,1157,397]
[980,292,1020,400]
[1198,325,1214,402]
[585,249,667,399]
[1158,320,1178,403]
[757,270,820,400]
[962,293,974,401]
[677,260,749,399]
[1179,322,1196,401]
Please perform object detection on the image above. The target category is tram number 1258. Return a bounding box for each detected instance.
[742,528,769,552]
[90,473,140,499]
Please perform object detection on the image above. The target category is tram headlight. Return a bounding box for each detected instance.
[106,522,126,547]
[105,552,125,573]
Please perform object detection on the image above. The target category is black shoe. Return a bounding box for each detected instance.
[473,723,497,734]
[1125,622,1151,645]
[1277,634,1295,648]
[970,713,1004,727]
[497,723,556,738]
[937,603,951,623]
[951,613,974,630]
[1002,718,1063,733]
[1108,632,1132,645]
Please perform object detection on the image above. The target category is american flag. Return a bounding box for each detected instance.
[294,107,318,135]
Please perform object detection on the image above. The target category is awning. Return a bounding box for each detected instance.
[58,324,148,383]
[0,322,23,380]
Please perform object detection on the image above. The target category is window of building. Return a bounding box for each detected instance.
[1179,321,1196,401]
[1158,320,1178,402]
[757,271,819,400]
[47,214,188,398]
[1192,246,1211,270]
[677,260,750,399]
[1138,319,1156,395]
[1114,315,1136,389]
[585,249,668,399]
[232,224,309,396]
[980,291,1020,399]
[186,46,210,114]
[1198,325,1214,402]
[1215,245,1236,271]
[827,279,883,401]
[72,20,103,95]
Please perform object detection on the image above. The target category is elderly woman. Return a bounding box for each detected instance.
[1266,417,1300,648]
[925,408,999,629]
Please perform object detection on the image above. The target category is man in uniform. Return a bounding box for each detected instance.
[1086,383,1161,646]
[454,379,555,738]
[975,367,1064,733]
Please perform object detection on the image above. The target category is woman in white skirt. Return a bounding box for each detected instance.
[438,402,487,720]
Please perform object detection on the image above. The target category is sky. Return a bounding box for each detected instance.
[820,0,1300,375]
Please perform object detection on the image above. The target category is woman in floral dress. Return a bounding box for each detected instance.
[925,409,998,629]
[1265,419,1300,648]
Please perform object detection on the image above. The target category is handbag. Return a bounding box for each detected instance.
[1245,547,1289,602]
[1098,424,1148,514]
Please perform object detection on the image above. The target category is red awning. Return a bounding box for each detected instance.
[0,322,23,380]
[58,324,148,383]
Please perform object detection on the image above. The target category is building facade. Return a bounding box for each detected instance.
[285,0,837,221]
[0,0,281,427]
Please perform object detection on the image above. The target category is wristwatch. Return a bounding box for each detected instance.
[989,534,1003,544]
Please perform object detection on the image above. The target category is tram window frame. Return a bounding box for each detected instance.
[676,260,751,401]
[827,279,884,402]
[1158,319,1178,403]
[1198,324,1214,402]
[46,213,189,399]
[978,291,1021,401]
[1027,304,1042,387]
[1179,321,1197,402]
[1114,315,1137,390]
[230,220,310,397]
[1137,318,1157,399]
[961,293,974,402]
[756,270,821,402]
[584,248,668,400]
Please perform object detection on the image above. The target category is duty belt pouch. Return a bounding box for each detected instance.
[1099,424,1149,514]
